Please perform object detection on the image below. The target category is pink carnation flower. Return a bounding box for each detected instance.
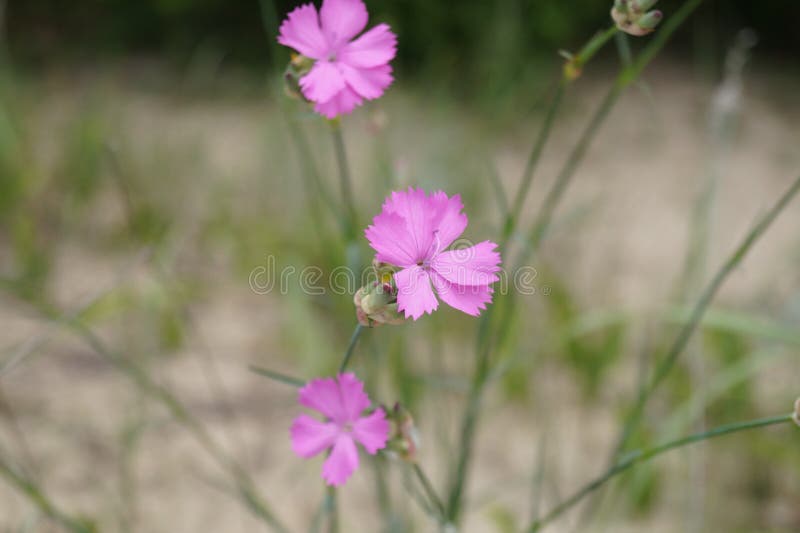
[290,373,389,487]
[277,0,397,119]
[366,188,502,320]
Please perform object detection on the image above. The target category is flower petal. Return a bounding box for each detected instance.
[320,0,368,49]
[313,86,364,119]
[430,241,501,286]
[322,434,360,486]
[394,265,438,320]
[430,271,494,317]
[299,61,347,104]
[340,63,393,100]
[365,211,418,267]
[352,408,390,454]
[336,372,371,421]
[382,188,438,262]
[429,191,468,250]
[339,23,397,68]
[277,3,329,59]
[299,376,347,423]
[290,414,339,458]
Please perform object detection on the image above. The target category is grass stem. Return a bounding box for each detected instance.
[525,414,794,532]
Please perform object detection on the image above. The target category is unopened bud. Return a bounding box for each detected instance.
[354,281,405,327]
[385,403,420,462]
[637,10,663,30]
[283,54,314,102]
[631,0,658,13]
[611,0,663,36]
[793,398,800,427]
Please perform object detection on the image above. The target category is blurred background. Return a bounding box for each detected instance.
[0,0,799,532]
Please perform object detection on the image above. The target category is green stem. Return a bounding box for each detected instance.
[413,463,446,522]
[331,121,358,241]
[515,82,621,269]
[572,26,619,68]
[502,26,618,253]
[613,174,800,457]
[326,485,339,533]
[51,313,289,533]
[339,324,364,373]
[447,0,707,525]
[0,456,95,533]
[525,414,794,532]
[502,81,566,250]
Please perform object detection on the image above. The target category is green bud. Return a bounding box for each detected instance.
[637,9,663,30]
[385,403,420,462]
[354,281,405,327]
[631,0,658,13]
[614,0,629,14]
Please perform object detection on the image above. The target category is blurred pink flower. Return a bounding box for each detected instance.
[290,373,389,487]
[278,0,397,118]
[366,188,502,320]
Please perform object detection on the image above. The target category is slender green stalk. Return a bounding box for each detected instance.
[516,82,621,269]
[249,365,305,387]
[36,311,290,533]
[0,456,95,533]
[525,414,794,532]
[331,121,358,241]
[447,0,707,525]
[502,26,618,253]
[412,463,446,522]
[571,26,619,69]
[502,81,566,249]
[339,324,364,373]
[326,486,339,533]
[613,174,800,457]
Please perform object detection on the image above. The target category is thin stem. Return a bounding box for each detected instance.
[525,414,793,532]
[515,82,621,269]
[249,365,305,387]
[613,174,800,457]
[572,26,619,68]
[502,81,566,250]
[339,324,364,373]
[502,26,618,253]
[446,0,707,525]
[326,486,339,533]
[331,121,358,241]
[413,463,446,521]
[38,310,290,533]
[0,455,95,533]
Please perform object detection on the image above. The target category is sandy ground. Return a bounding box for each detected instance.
[0,58,799,532]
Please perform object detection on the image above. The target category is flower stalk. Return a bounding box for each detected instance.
[526,413,795,532]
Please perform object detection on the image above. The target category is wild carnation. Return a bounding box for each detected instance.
[278,0,397,118]
[290,373,389,486]
[366,188,502,320]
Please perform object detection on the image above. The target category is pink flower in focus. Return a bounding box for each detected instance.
[290,373,389,486]
[277,0,397,119]
[366,188,502,320]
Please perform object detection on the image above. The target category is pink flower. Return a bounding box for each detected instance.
[365,188,502,320]
[290,373,390,487]
[277,0,397,119]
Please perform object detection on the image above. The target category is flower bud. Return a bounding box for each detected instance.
[283,54,314,101]
[354,281,405,327]
[611,0,663,36]
[385,403,420,462]
[631,0,658,13]
[793,398,800,427]
[637,10,663,30]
